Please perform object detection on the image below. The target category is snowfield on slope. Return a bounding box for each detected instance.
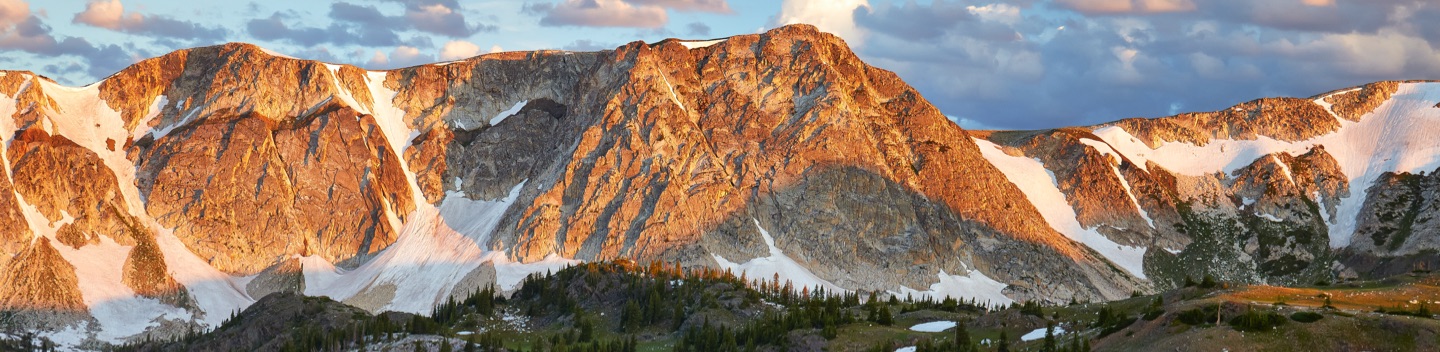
[712,219,844,294]
[973,138,1149,280]
[1091,82,1440,248]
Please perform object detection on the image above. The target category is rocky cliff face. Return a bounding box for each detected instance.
[2,25,1439,348]
[980,80,1440,289]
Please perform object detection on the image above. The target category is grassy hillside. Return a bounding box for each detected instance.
[20,261,1430,352]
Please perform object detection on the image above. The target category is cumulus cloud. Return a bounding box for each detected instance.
[527,0,669,28]
[251,1,492,47]
[0,0,27,27]
[365,45,434,69]
[248,12,402,47]
[0,0,134,81]
[439,40,480,60]
[627,0,732,13]
[773,0,869,45]
[72,0,227,41]
[562,39,614,51]
[1055,0,1196,15]
[840,0,1440,129]
[378,0,496,36]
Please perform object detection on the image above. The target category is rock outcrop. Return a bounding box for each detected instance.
[0,238,84,311]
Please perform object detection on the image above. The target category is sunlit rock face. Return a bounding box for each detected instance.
[3,23,1440,346]
[980,80,1440,288]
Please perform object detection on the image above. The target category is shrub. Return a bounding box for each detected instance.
[1176,305,1219,326]
[1228,309,1286,332]
[1289,311,1323,323]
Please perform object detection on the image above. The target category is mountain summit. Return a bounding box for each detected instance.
[1,25,1437,347]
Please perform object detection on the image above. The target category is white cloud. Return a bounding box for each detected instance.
[365,46,434,69]
[774,0,869,46]
[393,46,423,62]
[440,40,480,60]
[366,50,388,66]
[73,0,143,30]
[0,0,29,28]
[488,45,504,54]
[967,4,1021,25]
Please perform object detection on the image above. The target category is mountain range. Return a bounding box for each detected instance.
[0,24,1436,348]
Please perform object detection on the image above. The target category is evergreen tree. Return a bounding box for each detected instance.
[997,330,1010,352]
[1043,321,1057,352]
[877,306,894,326]
[1200,274,1217,289]
[954,321,973,352]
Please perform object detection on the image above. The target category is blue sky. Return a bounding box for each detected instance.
[3,0,1439,130]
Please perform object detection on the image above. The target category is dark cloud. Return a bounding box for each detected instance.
[247,7,406,47]
[562,39,614,51]
[526,0,669,28]
[685,22,710,36]
[71,0,227,41]
[627,0,732,13]
[854,1,979,40]
[249,1,493,47]
[373,0,495,37]
[845,0,1440,130]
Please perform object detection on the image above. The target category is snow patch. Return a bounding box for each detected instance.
[490,100,528,126]
[129,95,167,140]
[322,63,369,117]
[1083,138,1156,228]
[680,39,726,49]
[973,138,1148,279]
[891,269,1015,306]
[1091,82,1440,247]
[1021,326,1066,341]
[1272,154,1295,184]
[147,103,204,140]
[712,218,843,293]
[909,320,957,332]
[257,46,298,59]
[364,71,420,158]
[301,181,530,313]
[1258,213,1284,222]
[491,254,581,292]
[1315,88,1361,122]
[655,67,686,111]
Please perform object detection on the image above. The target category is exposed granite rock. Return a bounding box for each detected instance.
[135,100,414,274]
[0,71,58,132]
[7,129,135,247]
[1351,169,1440,257]
[0,238,84,312]
[998,128,1184,248]
[122,217,190,307]
[0,166,30,258]
[1227,151,1333,281]
[1322,81,1399,122]
[245,258,304,300]
[1110,97,1341,147]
